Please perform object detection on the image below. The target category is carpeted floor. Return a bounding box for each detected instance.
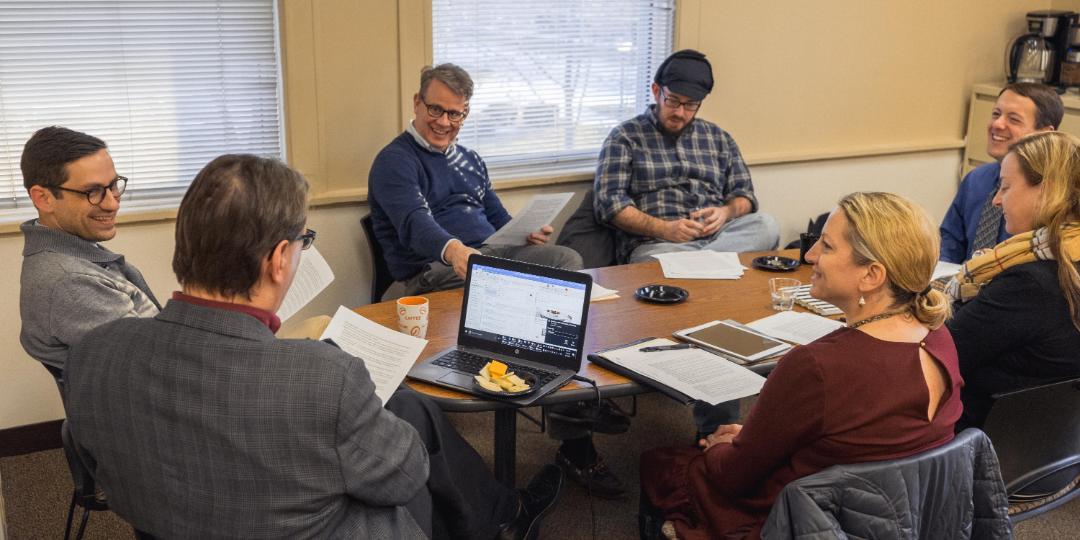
[2,393,1078,538]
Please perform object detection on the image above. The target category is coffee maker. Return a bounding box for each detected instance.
[1008,10,1076,85]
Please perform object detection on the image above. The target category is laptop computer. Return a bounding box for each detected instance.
[407,254,593,406]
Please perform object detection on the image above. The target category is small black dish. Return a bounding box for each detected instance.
[752,255,800,272]
[634,284,689,304]
[473,371,539,399]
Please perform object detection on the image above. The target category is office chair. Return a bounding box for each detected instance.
[61,420,108,540]
[642,429,1011,539]
[758,428,1010,539]
[982,376,1080,521]
[360,214,395,304]
[42,365,111,540]
[555,189,617,268]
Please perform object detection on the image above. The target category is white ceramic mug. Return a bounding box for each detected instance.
[396,296,429,338]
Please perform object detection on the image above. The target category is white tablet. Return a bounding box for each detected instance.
[673,320,791,364]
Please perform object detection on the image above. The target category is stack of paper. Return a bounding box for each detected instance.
[651,251,746,279]
[590,283,619,302]
[746,311,845,345]
[597,338,766,405]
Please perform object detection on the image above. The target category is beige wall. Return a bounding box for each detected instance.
[680,0,1040,162]
[0,0,1052,430]
[1052,0,1080,12]
[281,0,1045,197]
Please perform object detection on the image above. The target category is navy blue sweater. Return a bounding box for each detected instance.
[368,133,512,280]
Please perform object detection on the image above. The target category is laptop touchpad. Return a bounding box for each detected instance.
[438,371,475,388]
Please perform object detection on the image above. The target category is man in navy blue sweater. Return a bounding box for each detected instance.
[368,64,582,297]
[369,64,628,499]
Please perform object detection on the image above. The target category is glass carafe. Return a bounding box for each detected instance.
[1017,35,1055,83]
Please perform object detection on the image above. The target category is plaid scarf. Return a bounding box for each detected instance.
[946,222,1080,302]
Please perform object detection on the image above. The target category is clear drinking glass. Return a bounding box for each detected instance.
[769,278,801,311]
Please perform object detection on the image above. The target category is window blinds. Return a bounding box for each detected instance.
[0,0,282,217]
[432,0,673,179]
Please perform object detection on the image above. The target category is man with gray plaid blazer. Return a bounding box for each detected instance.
[65,154,561,539]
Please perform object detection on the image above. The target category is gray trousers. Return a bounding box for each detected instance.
[400,243,584,297]
[628,212,780,263]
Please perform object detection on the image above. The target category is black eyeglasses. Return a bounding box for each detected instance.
[660,88,702,112]
[295,228,316,250]
[53,176,128,206]
[420,96,468,124]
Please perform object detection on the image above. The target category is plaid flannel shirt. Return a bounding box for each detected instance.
[594,106,758,262]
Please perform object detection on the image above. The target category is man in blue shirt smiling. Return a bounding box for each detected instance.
[939,83,1062,263]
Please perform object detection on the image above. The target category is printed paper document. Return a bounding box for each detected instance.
[933,260,963,280]
[485,192,575,245]
[600,338,766,404]
[746,311,845,345]
[278,246,334,322]
[591,283,619,302]
[651,251,746,279]
[320,306,428,406]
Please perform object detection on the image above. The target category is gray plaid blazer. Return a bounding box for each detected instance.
[65,300,429,539]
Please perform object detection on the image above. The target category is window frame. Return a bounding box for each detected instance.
[398,0,676,186]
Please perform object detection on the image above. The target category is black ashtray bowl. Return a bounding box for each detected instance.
[752,255,800,272]
[634,284,689,304]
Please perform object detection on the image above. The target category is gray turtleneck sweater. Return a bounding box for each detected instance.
[19,219,161,372]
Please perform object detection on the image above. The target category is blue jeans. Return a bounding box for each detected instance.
[628,212,780,263]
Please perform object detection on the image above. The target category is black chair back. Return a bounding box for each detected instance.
[983,376,1080,521]
[61,420,108,540]
[360,214,395,304]
[555,189,617,268]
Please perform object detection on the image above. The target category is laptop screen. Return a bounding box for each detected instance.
[461,259,589,364]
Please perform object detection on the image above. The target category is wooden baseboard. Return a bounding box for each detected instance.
[0,419,62,457]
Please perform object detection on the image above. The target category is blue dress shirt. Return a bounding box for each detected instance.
[939,162,1010,263]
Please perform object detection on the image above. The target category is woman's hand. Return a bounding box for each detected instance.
[698,423,743,451]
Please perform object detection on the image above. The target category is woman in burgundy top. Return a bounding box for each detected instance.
[640,192,964,539]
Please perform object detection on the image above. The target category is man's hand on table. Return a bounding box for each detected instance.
[445,240,481,279]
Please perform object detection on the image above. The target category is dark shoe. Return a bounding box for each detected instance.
[555,448,628,500]
[496,464,563,540]
[546,400,631,434]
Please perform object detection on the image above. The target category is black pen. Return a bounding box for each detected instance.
[639,343,693,353]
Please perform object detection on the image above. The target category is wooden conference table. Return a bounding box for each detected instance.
[352,249,816,486]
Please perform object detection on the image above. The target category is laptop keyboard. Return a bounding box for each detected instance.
[433,350,560,387]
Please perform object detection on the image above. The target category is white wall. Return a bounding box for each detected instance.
[0,148,960,430]
[754,150,960,245]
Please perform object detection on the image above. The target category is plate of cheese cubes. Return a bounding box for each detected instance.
[473,360,537,398]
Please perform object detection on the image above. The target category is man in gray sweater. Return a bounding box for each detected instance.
[19,126,160,379]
